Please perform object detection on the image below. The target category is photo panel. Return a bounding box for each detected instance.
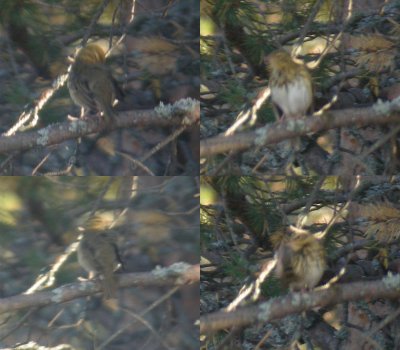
[0,176,199,350]
[201,176,400,349]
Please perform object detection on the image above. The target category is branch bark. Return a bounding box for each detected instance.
[0,98,199,154]
[200,98,400,157]
[0,263,199,314]
[200,273,400,334]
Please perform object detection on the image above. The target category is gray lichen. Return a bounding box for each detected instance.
[155,98,199,125]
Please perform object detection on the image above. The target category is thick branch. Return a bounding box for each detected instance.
[0,98,199,154]
[0,263,199,314]
[200,98,400,157]
[200,273,400,334]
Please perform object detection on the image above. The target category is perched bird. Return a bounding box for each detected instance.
[267,50,313,121]
[68,43,123,123]
[77,229,122,299]
[275,232,326,291]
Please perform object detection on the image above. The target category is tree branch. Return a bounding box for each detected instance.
[200,273,400,334]
[200,97,400,158]
[0,263,199,314]
[0,98,199,154]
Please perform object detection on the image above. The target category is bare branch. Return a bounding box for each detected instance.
[0,263,199,314]
[200,98,400,158]
[200,273,400,334]
[0,98,199,154]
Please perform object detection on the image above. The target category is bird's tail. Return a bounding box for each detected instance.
[101,273,117,299]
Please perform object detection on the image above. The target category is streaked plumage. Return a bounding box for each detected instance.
[77,230,122,299]
[275,232,326,291]
[68,43,123,122]
[267,50,313,120]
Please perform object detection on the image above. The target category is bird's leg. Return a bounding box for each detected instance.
[272,104,284,123]
[78,271,96,282]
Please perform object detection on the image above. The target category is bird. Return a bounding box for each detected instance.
[266,49,313,122]
[275,231,326,291]
[67,43,124,123]
[77,228,122,299]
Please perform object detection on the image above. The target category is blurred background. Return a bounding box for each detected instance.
[0,176,199,349]
[0,0,199,175]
